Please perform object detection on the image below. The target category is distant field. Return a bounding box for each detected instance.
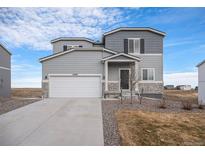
[164,90,198,103]
[11,88,43,98]
[116,110,205,146]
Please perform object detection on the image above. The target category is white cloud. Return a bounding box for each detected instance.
[0,8,124,50]
[164,72,198,88]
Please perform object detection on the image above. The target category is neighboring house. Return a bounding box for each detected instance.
[197,60,205,105]
[40,27,165,98]
[164,85,175,90]
[0,44,11,97]
[176,85,192,91]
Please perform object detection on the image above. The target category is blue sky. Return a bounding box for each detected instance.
[0,7,205,88]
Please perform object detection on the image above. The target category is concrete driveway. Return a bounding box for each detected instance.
[0,98,104,146]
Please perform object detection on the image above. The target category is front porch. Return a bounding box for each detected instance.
[102,53,141,98]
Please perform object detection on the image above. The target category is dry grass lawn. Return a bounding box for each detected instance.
[116,110,205,146]
[164,90,197,102]
[11,88,43,98]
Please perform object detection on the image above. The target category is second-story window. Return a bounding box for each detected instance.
[63,45,83,51]
[128,38,140,54]
[67,45,82,48]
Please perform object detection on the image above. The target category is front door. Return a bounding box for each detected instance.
[120,69,130,90]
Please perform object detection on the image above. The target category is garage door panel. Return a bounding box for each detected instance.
[49,76,101,98]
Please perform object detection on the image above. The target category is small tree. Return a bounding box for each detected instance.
[129,64,138,104]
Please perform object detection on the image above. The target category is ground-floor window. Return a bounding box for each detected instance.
[141,68,155,81]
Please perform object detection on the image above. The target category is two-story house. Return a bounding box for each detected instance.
[40,27,165,98]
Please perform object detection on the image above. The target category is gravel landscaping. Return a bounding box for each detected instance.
[0,88,42,115]
[101,97,205,146]
[0,97,40,115]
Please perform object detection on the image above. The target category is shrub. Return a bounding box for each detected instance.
[181,98,193,110]
[159,95,167,109]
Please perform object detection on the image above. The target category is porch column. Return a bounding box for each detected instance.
[105,61,108,91]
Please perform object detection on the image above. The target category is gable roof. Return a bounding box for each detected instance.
[101,53,141,61]
[39,47,117,62]
[50,37,96,44]
[196,59,205,67]
[103,27,166,37]
[0,43,12,55]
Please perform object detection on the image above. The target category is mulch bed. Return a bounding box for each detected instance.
[101,98,205,146]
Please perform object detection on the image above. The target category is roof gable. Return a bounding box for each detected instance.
[50,37,95,44]
[0,44,12,55]
[197,59,205,67]
[102,53,141,61]
[103,27,166,37]
[39,47,117,62]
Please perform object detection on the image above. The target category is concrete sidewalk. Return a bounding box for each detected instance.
[0,98,104,146]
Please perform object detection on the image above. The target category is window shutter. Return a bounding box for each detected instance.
[140,39,144,54]
[63,45,67,51]
[124,39,128,54]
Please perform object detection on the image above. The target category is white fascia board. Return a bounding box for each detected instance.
[39,49,75,62]
[102,53,141,61]
[138,81,163,83]
[103,48,117,54]
[50,37,95,44]
[48,74,102,77]
[103,28,166,36]
[0,66,10,70]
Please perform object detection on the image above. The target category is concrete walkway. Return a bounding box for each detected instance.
[0,98,104,146]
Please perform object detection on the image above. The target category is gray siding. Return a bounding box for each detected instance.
[0,69,11,97]
[107,55,162,81]
[138,55,163,81]
[108,62,132,81]
[0,46,10,68]
[53,40,93,53]
[105,31,163,54]
[42,50,112,79]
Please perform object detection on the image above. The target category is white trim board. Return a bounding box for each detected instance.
[48,74,102,78]
[107,60,136,62]
[102,80,119,83]
[138,81,163,83]
[51,37,95,44]
[0,66,10,70]
[102,53,141,61]
[130,53,162,56]
[40,48,75,62]
[103,27,166,36]
[40,47,117,62]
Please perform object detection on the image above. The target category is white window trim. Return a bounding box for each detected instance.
[128,38,140,54]
[141,68,155,81]
[119,68,131,90]
[63,44,82,50]
[129,53,162,56]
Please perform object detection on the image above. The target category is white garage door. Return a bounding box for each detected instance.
[49,75,102,98]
